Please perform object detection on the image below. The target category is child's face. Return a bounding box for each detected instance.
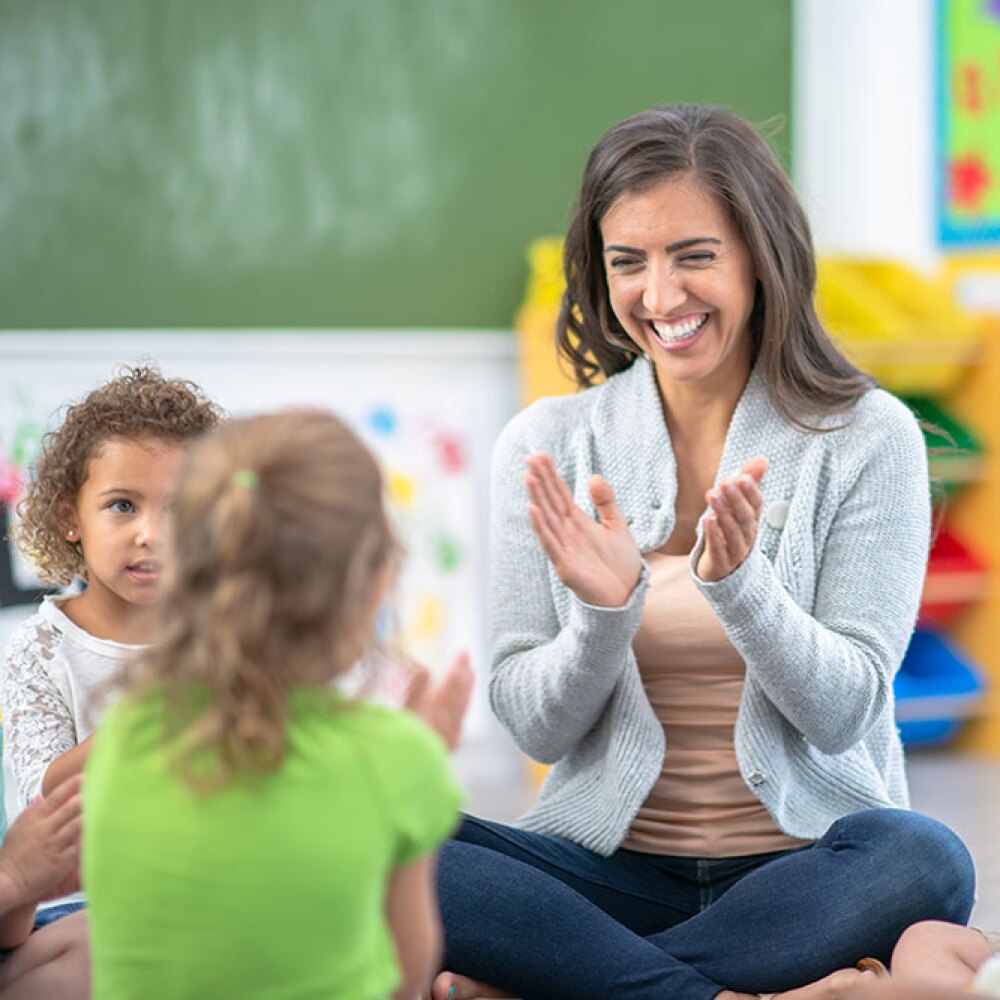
[63,436,187,615]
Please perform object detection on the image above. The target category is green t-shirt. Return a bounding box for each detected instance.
[83,687,462,1000]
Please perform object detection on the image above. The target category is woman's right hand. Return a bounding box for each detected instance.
[524,453,642,608]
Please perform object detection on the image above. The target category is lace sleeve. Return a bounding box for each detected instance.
[1,620,78,810]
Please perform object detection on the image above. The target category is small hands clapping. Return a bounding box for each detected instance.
[0,774,83,906]
[523,454,642,607]
[695,456,768,583]
[404,651,474,751]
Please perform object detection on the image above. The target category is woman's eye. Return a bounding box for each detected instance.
[110,499,135,514]
[681,252,715,265]
[609,257,641,270]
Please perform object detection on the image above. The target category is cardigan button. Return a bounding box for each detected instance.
[765,500,789,529]
[747,770,765,786]
[650,498,662,509]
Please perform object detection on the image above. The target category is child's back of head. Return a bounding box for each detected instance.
[138,407,402,787]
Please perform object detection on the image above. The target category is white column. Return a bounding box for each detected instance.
[793,0,938,270]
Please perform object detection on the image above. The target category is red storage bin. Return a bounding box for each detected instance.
[919,524,987,628]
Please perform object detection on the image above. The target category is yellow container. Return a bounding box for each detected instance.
[817,257,983,395]
[516,237,582,404]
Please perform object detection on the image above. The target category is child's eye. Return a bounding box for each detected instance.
[109,499,135,514]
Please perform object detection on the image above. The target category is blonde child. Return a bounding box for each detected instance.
[82,409,467,999]
[1,365,221,926]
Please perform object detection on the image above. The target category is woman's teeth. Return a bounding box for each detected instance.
[651,314,707,344]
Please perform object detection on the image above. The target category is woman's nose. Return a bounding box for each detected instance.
[642,263,685,316]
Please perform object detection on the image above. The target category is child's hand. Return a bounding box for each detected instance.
[696,456,768,583]
[0,774,82,906]
[404,652,474,751]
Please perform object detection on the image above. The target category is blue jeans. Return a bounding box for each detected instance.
[0,901,87,965]
[437,809,975,1000]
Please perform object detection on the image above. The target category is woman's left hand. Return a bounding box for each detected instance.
[695,456,768,583]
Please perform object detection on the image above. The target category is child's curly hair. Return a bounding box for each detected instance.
[16,365,223,586]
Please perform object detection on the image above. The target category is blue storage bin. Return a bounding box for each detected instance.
[894,628,986,748]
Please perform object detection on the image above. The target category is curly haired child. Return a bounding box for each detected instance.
[1,365,221,926]
[82,408,467,999]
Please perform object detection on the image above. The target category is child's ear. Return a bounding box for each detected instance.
[59,503,80,543]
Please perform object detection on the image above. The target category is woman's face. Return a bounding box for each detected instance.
[600,173,757,401]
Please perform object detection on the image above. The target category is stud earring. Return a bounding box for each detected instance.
[66,530,77,540]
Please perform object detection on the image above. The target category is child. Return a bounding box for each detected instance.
[1,365,221,924]
[843,921,1000,1000]
[82,409,466,1000]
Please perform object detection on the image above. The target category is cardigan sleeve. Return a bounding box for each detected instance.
[486,407,649,764]
[693,396,930,755]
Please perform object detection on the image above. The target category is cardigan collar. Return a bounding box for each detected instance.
[585,356,786,547]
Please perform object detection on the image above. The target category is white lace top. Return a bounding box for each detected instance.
[1,595,144,843]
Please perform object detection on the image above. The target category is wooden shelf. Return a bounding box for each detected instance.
[929,455,987,484]
[837,337,984,367]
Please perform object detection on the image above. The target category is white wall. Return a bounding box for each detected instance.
[0,330,519,740]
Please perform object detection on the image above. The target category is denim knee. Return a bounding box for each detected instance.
[833,808,975,925]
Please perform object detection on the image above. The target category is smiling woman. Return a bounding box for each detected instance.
[431,105,975,1000]
[600,176,757,407]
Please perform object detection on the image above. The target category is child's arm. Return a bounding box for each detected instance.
[385,853,442,1000]
[2,632,81,811]
[41,736,94,796]
[0,775,82,948]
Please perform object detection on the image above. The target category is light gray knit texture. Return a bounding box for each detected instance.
[489,357,930,857]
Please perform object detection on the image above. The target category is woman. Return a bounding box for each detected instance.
[432,105,975,1000]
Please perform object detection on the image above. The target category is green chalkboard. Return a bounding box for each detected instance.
[0,0,792,329]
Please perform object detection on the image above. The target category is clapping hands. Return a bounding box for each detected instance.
[404,652,474,751]
[524,454,642,608]
[523,451,768,592]
[0,774,83,906]
[695,456,768,583]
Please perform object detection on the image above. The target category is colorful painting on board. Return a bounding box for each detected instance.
[937,0,1000,244]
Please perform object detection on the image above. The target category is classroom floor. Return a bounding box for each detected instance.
[454,727,1000,931]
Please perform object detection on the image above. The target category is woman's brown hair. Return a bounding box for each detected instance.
[133,408,402,791]
[557,103,874,427]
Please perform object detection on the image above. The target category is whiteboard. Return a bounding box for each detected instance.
[0,330,519,735]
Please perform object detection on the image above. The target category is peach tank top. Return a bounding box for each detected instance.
[623,550,812,858]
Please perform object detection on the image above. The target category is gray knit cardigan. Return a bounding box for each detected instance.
[488,357,930,857]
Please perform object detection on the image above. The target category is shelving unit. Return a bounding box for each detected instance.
[810,257,996,750]
[922,322,1000,753]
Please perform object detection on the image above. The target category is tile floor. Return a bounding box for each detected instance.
[454,727,1000,930]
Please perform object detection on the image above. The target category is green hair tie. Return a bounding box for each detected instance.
[231,468,259,489]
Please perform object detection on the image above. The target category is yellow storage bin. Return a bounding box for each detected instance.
[817,257,984,395]
[515,237,580,404]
